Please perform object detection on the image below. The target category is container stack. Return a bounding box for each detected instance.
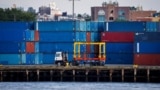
[38,21,75,64]
[134,32,160,66]
[101,21,146,64]
[0,22,31,65]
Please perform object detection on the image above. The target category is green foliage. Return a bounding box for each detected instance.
[0,8,36,21]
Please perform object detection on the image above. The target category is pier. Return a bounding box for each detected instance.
[0,65,160,82]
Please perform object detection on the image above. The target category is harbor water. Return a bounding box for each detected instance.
[0,82,160,90]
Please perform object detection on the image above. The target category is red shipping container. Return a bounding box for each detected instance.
[86,32,91,53]
[134,54,160,66]
[34,31,39,41]
[101,32,134,42]
[26,42,35,53]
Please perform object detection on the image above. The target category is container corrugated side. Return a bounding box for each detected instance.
[98,22,106,32]
[106,53,133,64]
[37,21,74,31]
[101,32,134,42]
[134,42,160,53]
[39,31,75,42]
[35,53,43,64]
[42,54,55,64]
[146,22,158,32]
[75,32,86,42]
[20,42,26,53]
[135,32,160,42]
[90,21,98,31]
[26,42,35,53]
[134,54,160,66]
[0,54,20,65]
[108,22,146,32]
[25,30,34,41]
[0,42,20,53]
[26,54,35,65]
[39,42,74,53]
[106,43,133,53]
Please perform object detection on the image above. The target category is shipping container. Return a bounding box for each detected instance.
[106,43,133,53]
[107,22,146,32]
[135,32,160,42]
[35,42,39,53]
[39,31,75,42]
[106,53,133,64]
[146,22,158,32]
[34,31,39,41]
[0,22,28,42]
[134,54,160,66]
[21,54,26,64]
[98,22,106,32]
[42,54,55,64]
[75,44,86,53]
[26,42,35,53]
[90,21,98,31]
[91,32,100,42]
[134,42,160,53]
[35,53,43,64]
[0,42,20,53]
[86,21,91,31]
[39,42,74,53]
[101,32,134,42]
[76,21,87,31]
[75,32,86,42]
[20,42,26,53]
[157,22,160,32]
[25,30,34,41]
[37,21,74,31]
[26,54,35,65]
[0,54,20,65]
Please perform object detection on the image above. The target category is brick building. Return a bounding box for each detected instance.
[91,1,157,21]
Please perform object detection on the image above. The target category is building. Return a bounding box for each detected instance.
[91,1,157,21]
[39,6,50,15]
[27,7,36,14]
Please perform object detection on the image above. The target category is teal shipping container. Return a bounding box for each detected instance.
[0,54,20,65]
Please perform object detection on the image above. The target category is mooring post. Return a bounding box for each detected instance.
[134,68,137,82]
[110,70,113,82]
[50,70,53,81]
[26,70,29,81]
[60,70,63,81]
[147,68,150,82]
[85,70,88,82]
[37,69,39,81]
[97,69,99,82]
[0,71,2,82]
[122,69,124,82]
[73,70,75,81]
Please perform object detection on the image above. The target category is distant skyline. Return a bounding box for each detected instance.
[0,0,160,15]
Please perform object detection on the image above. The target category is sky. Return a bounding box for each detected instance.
[0,0,160,15]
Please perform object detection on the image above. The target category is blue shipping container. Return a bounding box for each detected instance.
[42,54,55,64]
[35,42,39,53]
[98,22,106,32]
[134,42,160,53]
[20,42,26,53]
[91,32,100,42]
[25,30,34,41]
[108,22,146,32]
[0,22,28,42]
[35,53,43,64]
[90,21,98,31]
[39,42,74,53]
[135,32,160,42]
[26,54,35,65]
[0,54,20,65]
[39,31,75,42]
[0,42,20,53]
[106,53,133,64]
[75,32,86,42]
[106,43,133,53]
[146,22,158,32]
[37,21,74,31]
[86,21,91,31]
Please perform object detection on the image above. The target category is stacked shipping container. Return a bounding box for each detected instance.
[1,21,160,66]
[134,32,160,66]
[101,32,134,64]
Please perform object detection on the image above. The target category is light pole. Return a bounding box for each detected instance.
[69,0,79,19]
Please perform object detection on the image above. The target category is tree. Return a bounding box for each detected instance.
[0,8,36,21]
